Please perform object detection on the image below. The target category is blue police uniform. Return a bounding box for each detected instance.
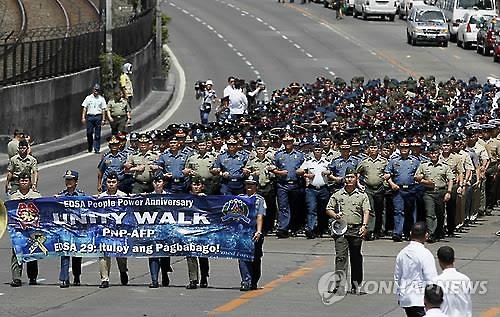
[328,155,358,190]
[238,191,266,290]
[97,152,127,192]
[385,155,421,238]
[155,149,190,193]
[58,187,86,284]
[274,148,305,235]
[213,150,248,195]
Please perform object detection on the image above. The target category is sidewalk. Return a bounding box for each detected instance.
[0,71,176,173]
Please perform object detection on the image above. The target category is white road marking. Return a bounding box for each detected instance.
[228,3,234,7]
[294,44,301,49]
[256,17,263,22]
[245,61,252,66]
[329,71,336,76]
[306,53,313,58]
[324,67,329,70]
[182,9,189,14]
[254,70,260,75]
[217,34,224,39]
[269,26,276,31]
[207,25,214,30]
[282,35,288,40]
[236,51,243,57]
[453,55,461,59]
[242,10,249,14]
[227,43,233,48]
[406,55,411,58]
[371,51,377,56]
[195,17,201,22]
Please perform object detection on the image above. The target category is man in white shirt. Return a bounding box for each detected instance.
[394,222,438,317]
[81,83,107,154]
[228,81,248,120]
[297,143,331,239]
[424,284,449,317]
[223,76,235,98]
[435,246,472,317]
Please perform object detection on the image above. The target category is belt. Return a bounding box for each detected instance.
[280,180,298,185]
[86,113,102,116]
[365,184,383,190]
[112,115,126,118]
[307,184,327,190]
[398,184,414,189]
[172,178,184,183]
[135,180,150,185]
[426,186,446,192]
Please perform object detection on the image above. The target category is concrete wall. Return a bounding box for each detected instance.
[0,38,156,145]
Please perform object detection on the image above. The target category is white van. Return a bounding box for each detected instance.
[434,0,497,40]
[353,0,398,20]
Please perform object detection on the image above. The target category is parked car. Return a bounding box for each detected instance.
[456,14,494,49]
[407,5,449,46]
[353,0,397,20]
[434,0,496,41]
[494,35,500,62]
[476,17,500,56]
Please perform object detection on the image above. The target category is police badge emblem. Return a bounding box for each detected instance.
[221,199,251,224]
[16,202,40,229]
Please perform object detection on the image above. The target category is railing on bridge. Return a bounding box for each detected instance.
[0,7,154,86]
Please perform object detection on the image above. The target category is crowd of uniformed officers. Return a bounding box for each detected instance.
[4,75,500,294]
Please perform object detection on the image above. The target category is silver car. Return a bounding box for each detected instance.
[406,5,450,46]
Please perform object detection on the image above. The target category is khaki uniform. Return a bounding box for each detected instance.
[97,190,128,282]
[126,150,159,194]
[186,152,218,194]
[356,155,388,234]
[485,138,500,211]
[108,97,130,134]
[9,189,41,281]
[474,141,490,215]
[7,154,38,192]
[439,153,464,231]
[326,187,370,291]
[7,139,19,158]
[415,161,454,238]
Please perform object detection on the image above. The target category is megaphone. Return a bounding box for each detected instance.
[330,218,347,236]
[0,200,7,238]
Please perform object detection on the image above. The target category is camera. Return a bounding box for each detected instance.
[195,80,206,91]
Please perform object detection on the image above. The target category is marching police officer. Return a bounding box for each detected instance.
[356,140,388,240]
[148,171,173,288]
[5,139,38,195]
[185,136,219,195]
[212,135,249,195]
[125,134,158,194]
[272,132,305,238]
[106,89,131,135]
[328,139,358,191]
[9,172,41,287]
[238,175,266,291]
[153,136,190,193]
[97,135,127,193]
[385,138,421,242]
[326,167,370,295]
[57,170,85,288]
[415,144,454,242]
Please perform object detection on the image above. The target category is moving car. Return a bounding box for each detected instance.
[406,5,449,46]
[434,0,497,41]
[353,0,397,20]
[456,14,494,49]
[476,17,500,56]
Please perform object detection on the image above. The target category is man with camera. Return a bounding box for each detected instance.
[195,79,217,124]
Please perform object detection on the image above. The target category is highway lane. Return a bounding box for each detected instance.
[1,0,500,316]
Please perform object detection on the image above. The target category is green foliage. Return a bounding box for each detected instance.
[161,14,171,43]
[99,53,125,100]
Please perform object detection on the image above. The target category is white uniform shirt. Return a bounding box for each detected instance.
[300,156,330,187]
[228,89,247,115]
[82,94,107,115]
[424,308,449,317]
[394,241,438,308]
[435,268,472,317]
[223,85,234,97]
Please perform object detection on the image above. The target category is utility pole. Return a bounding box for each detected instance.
[155,0,163,77]
[104,0,113,93]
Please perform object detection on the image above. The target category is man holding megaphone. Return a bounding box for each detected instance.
[326,167,371,295]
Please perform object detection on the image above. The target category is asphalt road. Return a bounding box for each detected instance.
[1,1,500,316]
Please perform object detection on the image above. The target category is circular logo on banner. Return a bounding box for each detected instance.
[221,199,251,224]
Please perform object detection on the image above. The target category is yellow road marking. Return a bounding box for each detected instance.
[286,4,421,78]
[208,256,327,316]
[481,307,500,317]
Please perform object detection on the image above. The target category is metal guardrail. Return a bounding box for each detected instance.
[0,7,154,86]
